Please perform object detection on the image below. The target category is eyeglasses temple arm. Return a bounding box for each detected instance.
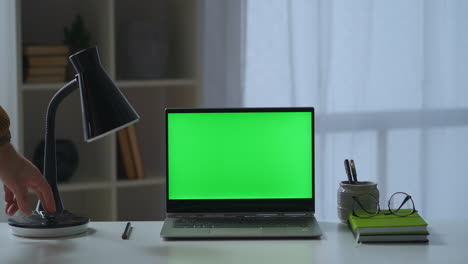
[394,195,411,213]
[353,196,379,214]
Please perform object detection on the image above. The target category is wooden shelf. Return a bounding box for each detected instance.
[58,181,113,192]
[29,181,112,193]
[21,79,196,91]
[116,79,196,88]
[116,177,165,188]
[18,0,199,221]
[57,177,165,192]
[22,82,67,91]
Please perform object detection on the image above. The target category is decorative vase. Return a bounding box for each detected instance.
[337,181,379,224]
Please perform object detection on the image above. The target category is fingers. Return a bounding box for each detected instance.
[2,153,56,216]
[29,174,56,214]
[6,199,18,216]
[4,183,56,216]
[4,185,18,216]
[14,185,32,216]
[31,185,56,214]
[4,184,14,212]
[4,184,14,204]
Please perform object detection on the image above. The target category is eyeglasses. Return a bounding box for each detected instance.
[352,192,417,218]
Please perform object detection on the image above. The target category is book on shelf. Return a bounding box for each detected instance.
[26,67,67,83]
[348,209,429,243]
[127,124,145,179]
[27,55,68,67]
[117,128,137,180]
[117,125,145,180]
[26,75,66,83]
[27,67,66,76]
[23,44,69,56]
[23,44,70,83]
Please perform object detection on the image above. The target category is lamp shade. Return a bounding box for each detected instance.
[70,47,139,142]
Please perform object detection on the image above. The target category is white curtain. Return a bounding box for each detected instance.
[241,0,468,221]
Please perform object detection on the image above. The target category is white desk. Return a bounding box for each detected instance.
[0,220,466,264]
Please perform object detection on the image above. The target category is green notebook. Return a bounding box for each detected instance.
[350,232,429,243]
[348,209,429,235]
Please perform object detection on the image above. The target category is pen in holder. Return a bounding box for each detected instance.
[337,181,379,224]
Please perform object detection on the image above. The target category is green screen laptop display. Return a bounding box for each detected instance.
[167,110,313,200]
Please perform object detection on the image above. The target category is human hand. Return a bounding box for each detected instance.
[0,144,56,216]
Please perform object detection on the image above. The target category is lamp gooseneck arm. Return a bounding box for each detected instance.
[36,78,79,214]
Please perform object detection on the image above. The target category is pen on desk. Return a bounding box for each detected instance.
[350,159,358,183]
[122,222,132,240]
[344,159,353,184]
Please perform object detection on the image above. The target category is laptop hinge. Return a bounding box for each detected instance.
[167,212,314,218]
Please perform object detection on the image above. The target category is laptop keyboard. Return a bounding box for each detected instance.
[173,217,310,228]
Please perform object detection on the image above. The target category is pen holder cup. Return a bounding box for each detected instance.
[337,181,379,224]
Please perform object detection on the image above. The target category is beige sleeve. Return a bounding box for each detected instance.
[0,105,11,146]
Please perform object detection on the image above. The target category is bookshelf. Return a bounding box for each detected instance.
[18,0,200,221]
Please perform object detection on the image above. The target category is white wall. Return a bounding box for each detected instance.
[0,0,20,222]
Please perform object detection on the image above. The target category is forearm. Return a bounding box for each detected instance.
[0,142,16,181]
[0,142,14,163]
[0,105,11,146]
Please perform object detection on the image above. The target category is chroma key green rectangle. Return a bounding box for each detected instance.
[167,111,313,200]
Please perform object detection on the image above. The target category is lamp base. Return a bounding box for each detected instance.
[8,210,90,238]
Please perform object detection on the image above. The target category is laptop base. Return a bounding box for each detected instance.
[160,216,322,239]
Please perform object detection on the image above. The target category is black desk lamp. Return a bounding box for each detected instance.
[8,47,139,238]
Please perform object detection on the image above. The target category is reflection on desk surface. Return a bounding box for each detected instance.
[0,221,466,264]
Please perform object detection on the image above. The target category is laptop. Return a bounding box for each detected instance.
[160,107,322,239]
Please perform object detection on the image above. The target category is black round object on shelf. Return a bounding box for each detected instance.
[33,139,79,183]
